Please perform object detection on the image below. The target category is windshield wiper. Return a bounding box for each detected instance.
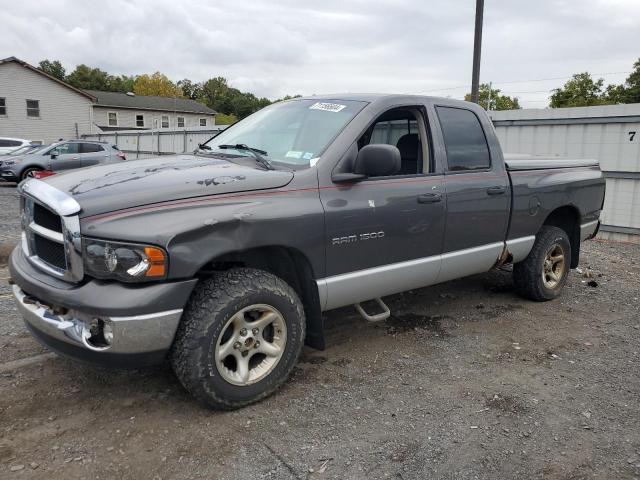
[218,144,274,170]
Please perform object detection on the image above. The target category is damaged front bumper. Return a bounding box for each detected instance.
[9,246,198,367]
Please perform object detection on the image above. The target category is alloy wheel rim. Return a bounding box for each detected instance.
[542,243,565,289]
[214,304,287,386]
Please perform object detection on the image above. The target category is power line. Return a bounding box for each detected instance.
[420,70,631,94]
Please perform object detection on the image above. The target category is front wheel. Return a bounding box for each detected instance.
[171,268,305,409]
[513,226,572,301]
[20,167,42,181]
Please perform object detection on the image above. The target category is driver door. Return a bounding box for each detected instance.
[319,106,446,309]
[49,143,82,172]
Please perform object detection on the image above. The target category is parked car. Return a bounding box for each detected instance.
[9,95,605,409]
[0,140,126,182]
[0,137,33,155]
[1,143,45,157]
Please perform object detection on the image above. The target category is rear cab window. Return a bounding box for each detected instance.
[435,106,491,172]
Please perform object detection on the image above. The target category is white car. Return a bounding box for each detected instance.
[0,137,33,155]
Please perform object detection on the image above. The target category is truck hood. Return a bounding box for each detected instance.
[42,154,294,217]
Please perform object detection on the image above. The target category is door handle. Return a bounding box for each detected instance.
[417,193,442,204]
[486,186,506,195]
[72,157,79,160]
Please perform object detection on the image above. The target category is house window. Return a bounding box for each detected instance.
[161,115,169,128]
[199,118,207,127]
[177,116,185,128]
[108,112,118,126]
[26,99,40,117]
[136,114,144,127]
[0,98,6,116]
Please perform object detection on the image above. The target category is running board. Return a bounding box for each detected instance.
[354,298,390,322]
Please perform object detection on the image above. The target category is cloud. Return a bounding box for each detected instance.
[1,0,638,106]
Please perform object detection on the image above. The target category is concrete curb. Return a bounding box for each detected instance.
[0,242,16,266]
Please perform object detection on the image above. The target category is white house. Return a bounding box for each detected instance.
[87,90,216,132]
[0,57,217,144]
[0,57,94,143]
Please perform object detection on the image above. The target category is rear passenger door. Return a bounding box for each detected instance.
[49,143,82,171]
[80,143,108,166]
[434,105,510,282]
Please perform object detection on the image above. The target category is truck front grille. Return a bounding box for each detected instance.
[23,197,68,273]
[33,203,63,233]
[33,234,67,270]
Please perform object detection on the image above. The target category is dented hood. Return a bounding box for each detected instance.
[42,154,294,217]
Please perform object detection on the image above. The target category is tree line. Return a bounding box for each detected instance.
[464,58,640,110]
[38,57,640,115]
[37,59,299,124]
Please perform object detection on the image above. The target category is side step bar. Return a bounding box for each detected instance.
[354,298,390,322]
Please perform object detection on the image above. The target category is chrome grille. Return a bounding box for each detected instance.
[19,180,83,282]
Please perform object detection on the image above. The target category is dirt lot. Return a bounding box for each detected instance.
[1,183,639,479]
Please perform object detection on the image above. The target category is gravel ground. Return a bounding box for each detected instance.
[1,186,639,479]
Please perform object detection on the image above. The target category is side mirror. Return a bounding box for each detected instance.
[332,144,401,183]
[50,151,58,159]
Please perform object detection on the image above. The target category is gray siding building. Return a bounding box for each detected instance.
[87,90,216,131]
[0,57,95,143]
[0,57,216,144]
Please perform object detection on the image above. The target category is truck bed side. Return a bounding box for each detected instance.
[506,163,605,265]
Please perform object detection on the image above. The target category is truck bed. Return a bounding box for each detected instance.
[504,153,599,171]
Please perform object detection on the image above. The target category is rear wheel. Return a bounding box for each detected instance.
[20,167,42,181]
[171,268,305,409]
[513,226,571,301]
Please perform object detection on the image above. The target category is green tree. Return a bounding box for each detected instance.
[133,72,183,97]
[177,79,202,100]
[215,113,237,125]
[108,75,136,93]
[621,58,640,103]
[465,83,520,110]
[66,64,112,91]
[549,72,615,108]
[38,59,66,80]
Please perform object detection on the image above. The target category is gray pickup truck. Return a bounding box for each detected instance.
[9,95,605,409]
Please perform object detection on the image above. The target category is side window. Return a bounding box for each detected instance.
[26,99,40,117]
[108,112,118,126]
[81,143,104,153]
[52,143,79,155]
[0,98,6,116]
[436,106,490,171]
[136,114,144,127]
[177,116,185,128]
[199,118,207,127]
[161,115,170,128]
[358,108,429,176]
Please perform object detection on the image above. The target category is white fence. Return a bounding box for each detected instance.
[490,103,640,243]
[82,126,228,159]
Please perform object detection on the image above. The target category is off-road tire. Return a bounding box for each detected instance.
[513,226,572,301]
[170,268,305,410]
[20,167,42,181]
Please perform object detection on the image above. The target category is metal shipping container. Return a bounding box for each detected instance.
[490,104,640,243]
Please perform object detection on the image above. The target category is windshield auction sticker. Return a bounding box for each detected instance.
[309,102,347,112]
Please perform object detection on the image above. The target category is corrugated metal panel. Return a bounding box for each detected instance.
[491,104,640,241]
[82,127,227,159]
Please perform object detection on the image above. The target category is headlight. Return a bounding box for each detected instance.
[3,158,21,165]
[82,238,167,282]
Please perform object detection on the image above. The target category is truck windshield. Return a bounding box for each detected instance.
[201,99,366,168]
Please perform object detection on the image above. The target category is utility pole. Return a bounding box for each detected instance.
[487,81,492,111]
[470,0,484,104]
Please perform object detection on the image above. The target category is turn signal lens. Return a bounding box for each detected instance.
[144,247,166,277]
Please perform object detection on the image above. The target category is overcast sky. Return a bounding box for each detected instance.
[2,0,639,108]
